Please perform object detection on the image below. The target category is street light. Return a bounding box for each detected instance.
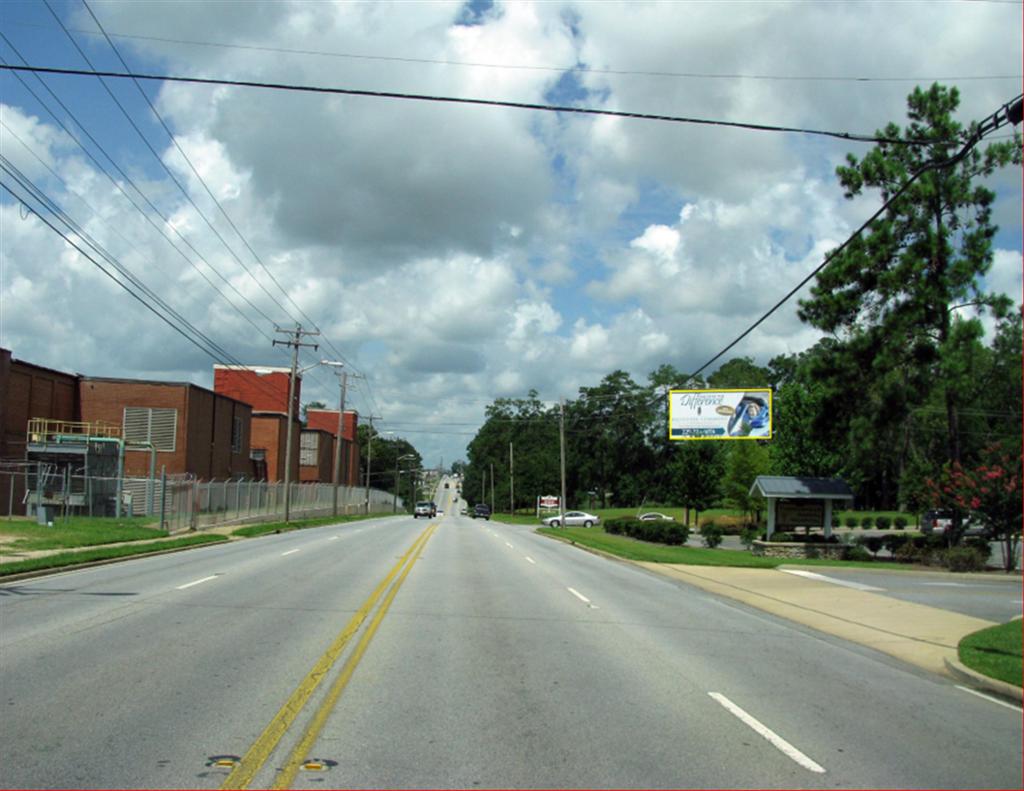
[394,453,415,513]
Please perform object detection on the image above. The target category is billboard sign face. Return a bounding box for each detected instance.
[669,388,772,440]
[538,495,560,509]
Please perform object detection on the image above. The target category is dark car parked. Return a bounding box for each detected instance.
[472,503,491,520]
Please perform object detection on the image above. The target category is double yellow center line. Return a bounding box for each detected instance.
[222,522,438,790]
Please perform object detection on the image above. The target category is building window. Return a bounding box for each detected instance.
[299,432,318,466]
[231,415,243,453]
[123,407,177,451]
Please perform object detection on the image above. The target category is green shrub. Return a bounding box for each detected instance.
[604,518,626,535]
[663,524,689,545]
[831,514,840,527]
[844,516,858,529]
[893,516,908,530]
[963,537,992,561]
[860,516,874,529]
[770,531,794,542]
[699,523,724,548]
[739,525,759,550]
[942,548,987,573]
[843,545,873,562]
[875,516,891,530]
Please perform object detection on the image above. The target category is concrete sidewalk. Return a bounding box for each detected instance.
[637,560,1022,702]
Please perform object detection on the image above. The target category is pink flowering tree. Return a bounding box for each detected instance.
[927,443,1022,571]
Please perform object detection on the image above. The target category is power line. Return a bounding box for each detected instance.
[684,92,1024,382]
[0,38,282,348]
[7,20,1021,84]
[0,62,941,146]
[75,0,352,394]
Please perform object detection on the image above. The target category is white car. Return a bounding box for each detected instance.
[541,511,600,528]
[638,512,675,521]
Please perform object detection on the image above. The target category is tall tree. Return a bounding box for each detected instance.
[798,84,1021,474]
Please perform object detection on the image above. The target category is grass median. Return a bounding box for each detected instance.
[536,525,921,570]
[958,621,1023,688]
[231,512,384,538]
[0,534,228,576]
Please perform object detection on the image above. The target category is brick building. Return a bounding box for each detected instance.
[0,348,81,514]
[0,349,79,460]
[251,412,299,483]
[79,378,253,479]
[212,364,308,483]
[213,365,301,415]
[305,408,360,487]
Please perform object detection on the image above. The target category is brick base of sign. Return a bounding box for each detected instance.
[752,540,846,559]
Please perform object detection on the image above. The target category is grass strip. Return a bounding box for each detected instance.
[232,513,382,538]
[959,621,1023,688]
[0,534,228,576]
[537,526,923,571]
[0,517,166,550]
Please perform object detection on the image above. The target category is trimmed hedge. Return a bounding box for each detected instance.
[605,517,690,546]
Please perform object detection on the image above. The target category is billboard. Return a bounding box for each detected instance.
[668,388,772,440]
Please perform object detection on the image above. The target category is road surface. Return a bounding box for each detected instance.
[1,501,1020,788]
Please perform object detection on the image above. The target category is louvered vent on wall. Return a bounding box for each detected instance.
[123,407,177,451]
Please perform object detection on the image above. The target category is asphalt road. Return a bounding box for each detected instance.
[1,503,1021,789]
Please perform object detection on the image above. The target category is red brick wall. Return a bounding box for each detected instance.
[80,380,189,477]
[79,380,252,480]
[214,366,300,415]
[2,353,79,456]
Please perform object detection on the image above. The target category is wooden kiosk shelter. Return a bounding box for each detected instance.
[750,476,854,539]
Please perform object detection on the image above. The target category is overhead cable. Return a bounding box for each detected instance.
[0,62,940,145]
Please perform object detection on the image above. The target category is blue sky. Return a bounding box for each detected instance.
[1,0,1021,467]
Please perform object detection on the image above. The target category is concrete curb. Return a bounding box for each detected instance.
[944,656,1023,704]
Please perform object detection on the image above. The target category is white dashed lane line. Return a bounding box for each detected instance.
[525,556,536,564]
[175,574,221,590]
[505,542,514,548]
[708,692,826,774]
[779,568,884,592]
[281,549,301,557]
[567,587,599,609]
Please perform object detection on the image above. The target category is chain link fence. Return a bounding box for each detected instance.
[0,463,400,533]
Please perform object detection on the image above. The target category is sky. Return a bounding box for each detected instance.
[1,0,1021,469]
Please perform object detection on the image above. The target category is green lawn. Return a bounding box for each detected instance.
[0,516,164,550]
[959,621,1023,688]
[0,534,228,576]
[536,525,922,571]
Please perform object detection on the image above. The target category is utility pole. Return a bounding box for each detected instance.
[362,415,382,514]
[490,462,495,512]
[273,324,319,523]
[328,369,361,517]
[559,398,567,529]
[509,441,514,517]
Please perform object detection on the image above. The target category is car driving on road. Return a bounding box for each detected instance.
[541,511,600,528]
[472,503,491,520]
[414,501,436,518]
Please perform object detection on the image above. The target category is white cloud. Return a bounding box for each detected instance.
[1,0,1019,467]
